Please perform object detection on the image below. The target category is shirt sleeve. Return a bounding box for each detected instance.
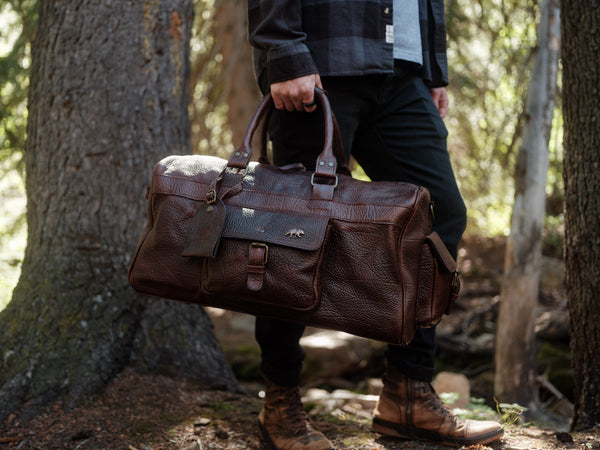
[247,0,319,84]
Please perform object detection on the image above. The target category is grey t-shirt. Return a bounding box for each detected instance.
[393,0,423,65]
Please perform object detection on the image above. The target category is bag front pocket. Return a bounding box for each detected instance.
[198,206,329,312]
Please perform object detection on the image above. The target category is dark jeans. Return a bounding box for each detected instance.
[255,71,467,386]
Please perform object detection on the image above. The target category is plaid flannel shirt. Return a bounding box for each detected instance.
[248,0,449,88]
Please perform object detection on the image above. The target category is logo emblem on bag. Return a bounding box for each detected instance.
[285,229,305,238]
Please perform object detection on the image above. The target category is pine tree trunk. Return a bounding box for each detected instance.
[494,0,560,417]
[0,0,238,422]
[562,0,600,431]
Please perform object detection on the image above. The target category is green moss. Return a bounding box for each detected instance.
[159,412,189,423]
[211,400,236,414]
[302,358,324,378]
[234,360,261,380]
[130,420,157,437]
[537,342,574,401]
[221,343,262,380]
[221,343,261,358]
[342,436,376,447]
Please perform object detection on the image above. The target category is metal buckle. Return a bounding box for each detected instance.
[206,189,217,204]
[310,173,338,188]
[451,270,460,293]
[249,242,269,264]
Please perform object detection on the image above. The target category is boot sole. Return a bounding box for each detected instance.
[372,417,504,447]
[258,419,335,450]
[258,420,279,450]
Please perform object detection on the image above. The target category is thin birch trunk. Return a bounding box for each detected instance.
[494,0,560,417]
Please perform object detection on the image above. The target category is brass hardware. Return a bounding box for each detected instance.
[249,242,269,264]
[206,189,217,204]
[451,270,460,292]
[311,173,338,188]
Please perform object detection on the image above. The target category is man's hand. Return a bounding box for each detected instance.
[271,74,323,112]
[430,87,449,119]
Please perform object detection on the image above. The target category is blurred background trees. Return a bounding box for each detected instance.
[2,0,586,426]
[0,0,563,249]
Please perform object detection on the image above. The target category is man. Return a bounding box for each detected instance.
[247,1,504,449]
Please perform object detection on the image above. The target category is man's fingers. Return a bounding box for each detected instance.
[301,92,317,112]
[271,74,320,112]
[430,87,449,119]
[284,98,297,111]
[315,74,323,89]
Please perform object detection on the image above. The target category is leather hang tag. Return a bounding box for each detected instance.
[182,197,227,258]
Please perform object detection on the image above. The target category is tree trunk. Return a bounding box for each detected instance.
[0,0,238,422]
[562,0,600,431]
[494,0,560,418]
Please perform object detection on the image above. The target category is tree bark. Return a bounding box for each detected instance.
[562,0,600,431]
[0,0,238,422]
[494,0,560,418]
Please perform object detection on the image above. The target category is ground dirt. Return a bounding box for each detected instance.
[1,369,599,450]
[1,239,595,449]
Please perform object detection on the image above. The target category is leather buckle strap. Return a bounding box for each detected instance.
[247,243,269,291]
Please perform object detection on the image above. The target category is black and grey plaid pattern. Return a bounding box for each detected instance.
[248,0,448,88]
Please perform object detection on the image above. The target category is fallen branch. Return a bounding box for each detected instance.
[0,436,23,443]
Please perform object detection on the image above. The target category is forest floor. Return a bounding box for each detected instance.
[1,368,600,450]
[0,225,595,449]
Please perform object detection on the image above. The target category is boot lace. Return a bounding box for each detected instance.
[287,389,311,434]
[272,387,311,435]
[419,382,459,425]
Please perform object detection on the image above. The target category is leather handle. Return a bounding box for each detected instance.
[227,88,349,177]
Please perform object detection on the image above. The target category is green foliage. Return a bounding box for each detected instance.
[441,395,526,426]
[0,0,38,174]
[496,400,529,425]
[446,0,563,235]
[189,0,233,157]
[440,394,502,422]
[0,1,35,311]
[0,155,26,311]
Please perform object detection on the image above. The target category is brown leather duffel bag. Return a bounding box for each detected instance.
[128,89,460,345]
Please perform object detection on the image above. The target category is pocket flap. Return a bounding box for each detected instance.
[222,205,328,251]
[424,232,458,273]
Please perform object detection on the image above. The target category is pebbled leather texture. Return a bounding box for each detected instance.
[128,91,460,345]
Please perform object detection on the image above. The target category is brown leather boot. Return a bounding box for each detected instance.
[373,368,503,447]
[258,381,334,450]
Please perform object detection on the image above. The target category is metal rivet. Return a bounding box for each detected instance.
[327,161,334,167]
[384,7,390,14]
[206,205,214,212]
[242,152,248,158]
[234,151,241,157]
[318,161,325,166]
